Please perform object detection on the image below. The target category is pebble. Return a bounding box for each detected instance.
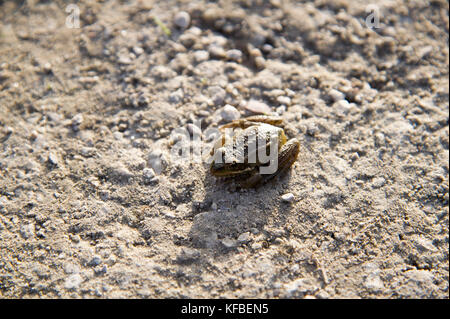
[64,274,83,290]
[276,96,291,106]
[169,88,184,104]
[193,50,209,63]
[218,104,240,122]
[43,62,52,73]
[276,105,286,115]
[364,273,385,292]
[63,263,80,274]
[244,99,271,114]
[148,150,168,174]
[208,86,226,106]
[237,232,251,243]
[412,235,438,252]
[328,89,345,102]
[208,45,226,59]
[48,153,59,166]
[405,270,434,284]
[111,166,133,182]
[226,49,243,62]
[262,43,273,52]
[281,193,295,203]
[334,100,351,115]
[71,113,83,128]
[174,11,191,29]
[132,46,144,55]
[88,256,102,267]
[222,238,237,248]
[19,224,34,239]
[176,248,201,263]
[142,167,155,182]
[284,278,318,297]
[254,56,266,68]
[94,265,108,275]
[371,177,386,188]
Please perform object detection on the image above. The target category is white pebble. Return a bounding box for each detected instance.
[277,96,291,105]
[281,193,295,202]
[329,89,345,102]
[226,49,243,61]
[220,104,240,122]
[174,11,190,29]
[64,274,83,290]
[245,99,271,114]
[193,50,209,63]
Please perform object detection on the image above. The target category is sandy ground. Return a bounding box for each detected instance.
[0,0,448,298]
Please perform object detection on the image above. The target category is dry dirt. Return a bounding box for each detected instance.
[0,0,448,298]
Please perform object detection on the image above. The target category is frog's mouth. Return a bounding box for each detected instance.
[210,163,256,177]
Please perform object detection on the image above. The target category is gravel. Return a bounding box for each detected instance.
[0,0,447,300]
[174,11,191,29]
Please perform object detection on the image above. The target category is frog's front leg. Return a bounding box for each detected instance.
[220,115,283,130]
[239,138,300,188]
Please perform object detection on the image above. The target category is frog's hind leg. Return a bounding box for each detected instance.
[239,138,300,188]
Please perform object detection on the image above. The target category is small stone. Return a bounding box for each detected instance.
[412,235,438,252]
[133,46,144,55]
[174,11,191,29]
[20,224,35,239]
[371,177,386,188]
[350,152,359,161]
[245,99,271,114]
[262,44,273,52]
[110,165,133,182]
[251,242,262,250]
[176,248,200,263]
[226,49,243,62]
[143,168,156,183]
[254,56,266,68]
[208,45,226,59]
[43,62,52,73]
[148,150,168,174]
[222,238,237,248]
[237,232,251,243]
[276,96,291,106]
[364,273,384,292]
[169,88,184,104]
[405,270,434,284]
[71,113,83,127]
[281,193,295,203]
[284,278,318,297]
[276,105,286,115]
[328,89,345,102]
[208,86,226,106]
[80,147,95,157]
[193,50,209,63]
[334,100,351,115]
[316,290,330,299]
[64,263,80,274]
[48,153,59,166]
[94,265,107,275]
[64,274,83,290]
[218,104,240,122]
[88,256,102,267]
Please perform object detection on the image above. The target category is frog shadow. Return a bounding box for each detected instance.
[183,170,296,256]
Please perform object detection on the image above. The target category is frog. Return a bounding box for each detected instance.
[209,115,300,188]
